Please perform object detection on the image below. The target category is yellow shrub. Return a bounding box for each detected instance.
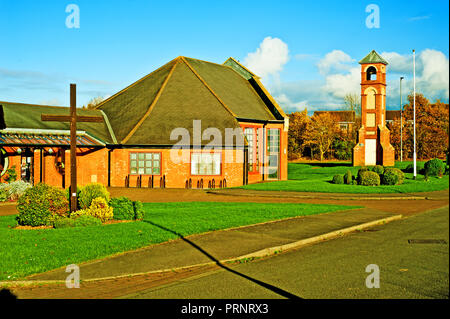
[70,197,113,223]
[88,197,113,222]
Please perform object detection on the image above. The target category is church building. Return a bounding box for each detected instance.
[0,56,289,189]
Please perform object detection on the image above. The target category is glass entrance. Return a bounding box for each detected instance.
[267,128,280,180]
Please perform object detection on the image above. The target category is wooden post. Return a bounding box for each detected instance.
[70,84,77,212]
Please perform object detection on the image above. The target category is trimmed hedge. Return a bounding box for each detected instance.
[358,171,380,186]
[381,168,404,185]
[16,183,69,226]
[133,200,145,220]
[371,165,385,175]
[424,158,445,177]
[344,170,352,185]
[110,197,135,220]
[332,174,344,184]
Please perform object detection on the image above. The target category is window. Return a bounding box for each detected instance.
[191,153,221,175]
[366,66,377,81]
[267,129,280,179]
[244,128,254,172]
[130,152,161,175]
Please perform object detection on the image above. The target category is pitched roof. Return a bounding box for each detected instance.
[0,102,114,144]
[313,110,356,122]
[359,50,389,65]
[96,56,281,145]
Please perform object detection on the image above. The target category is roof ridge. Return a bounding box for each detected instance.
[94,58,178,110]
[180,56,238,119]
[224,57,257,77]
[121,59,179,144]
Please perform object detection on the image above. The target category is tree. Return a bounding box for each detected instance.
[400,93,449,159]
[304,113,340,161]
[344,93,361,117]
[82,96,105,109]
[288,109,309,159]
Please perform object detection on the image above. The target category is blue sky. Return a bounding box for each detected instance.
[0,0,448,113]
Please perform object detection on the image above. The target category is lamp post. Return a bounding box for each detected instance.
[413,49,417,179]
[400,76,404,162]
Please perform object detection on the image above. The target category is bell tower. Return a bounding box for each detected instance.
[353,50,395,167]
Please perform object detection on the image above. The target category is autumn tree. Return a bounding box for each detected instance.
[82,96,105,109]
[400,93,449,159]
[288,109,309,159]
[304,113,340,161]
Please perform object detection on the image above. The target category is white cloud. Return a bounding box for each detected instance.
[274,93,308,112]
[243,37,289,80]
[323,67,361,99]
[317,50,355,76]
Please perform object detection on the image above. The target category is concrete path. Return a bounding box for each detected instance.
[27,207,396,282]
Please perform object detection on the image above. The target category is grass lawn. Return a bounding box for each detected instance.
[241,161,449,194]
[0,201,358,281]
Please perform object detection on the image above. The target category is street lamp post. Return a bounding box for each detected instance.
[413,49,417,179]
[400,76,404,162]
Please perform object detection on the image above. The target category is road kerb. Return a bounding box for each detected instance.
[0,214,402,287]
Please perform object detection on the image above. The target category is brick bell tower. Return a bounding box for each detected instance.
[353,50,395,167]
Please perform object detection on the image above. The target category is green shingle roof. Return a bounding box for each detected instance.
[0,102,114,144]
[359,50,389,65]
[96,56,281,145]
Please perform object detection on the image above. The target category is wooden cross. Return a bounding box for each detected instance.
[41,84,103,213]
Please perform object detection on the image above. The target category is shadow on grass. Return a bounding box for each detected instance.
[143,220,302,300]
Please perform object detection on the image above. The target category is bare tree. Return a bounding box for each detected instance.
[82,96,105,109]
[344,93,361,117]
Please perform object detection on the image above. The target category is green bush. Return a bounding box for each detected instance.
[0,188,7,202]
[352,180,358,185]
[332,174,344,184]
[381,168,404,185]
[53,217,75,229]
[16,183,69,226]
[371,165,385,175]
[73,215,102,227]
[78,183,110,209]
[357,167,369,177]
[424,158,445,177]
[358,171,380,186]
[3,166,17,183]
[344,170,352,185]
[133,200,144,220]
[110,196,135,220]
[403,163,425,174]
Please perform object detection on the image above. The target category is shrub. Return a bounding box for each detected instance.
[16,183,69,226]
[403,163,425,175]
[424,158,445,177]
[78,183,110,209]
[352,180,358,185]
[332,174,344,184]
[109,197,135,220]
[73,215,102,227]
[343,170,352,185]
[85,197,113,222]
[3,166,17,183]
[0,181,32,201]
[0,188,7,202]
[371,165,385,175]
[381,168,404,185]
[357,167,369,176]
[133,200,145,220]
[54,217,76,229]
[358,171,380,186]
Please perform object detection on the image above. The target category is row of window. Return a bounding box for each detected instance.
[129,128,280,176]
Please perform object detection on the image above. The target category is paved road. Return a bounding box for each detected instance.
[124,206,449,299]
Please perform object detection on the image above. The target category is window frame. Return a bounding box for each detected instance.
[190,151,222,176]
[241,124,262,175]
[129,151,162,176]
